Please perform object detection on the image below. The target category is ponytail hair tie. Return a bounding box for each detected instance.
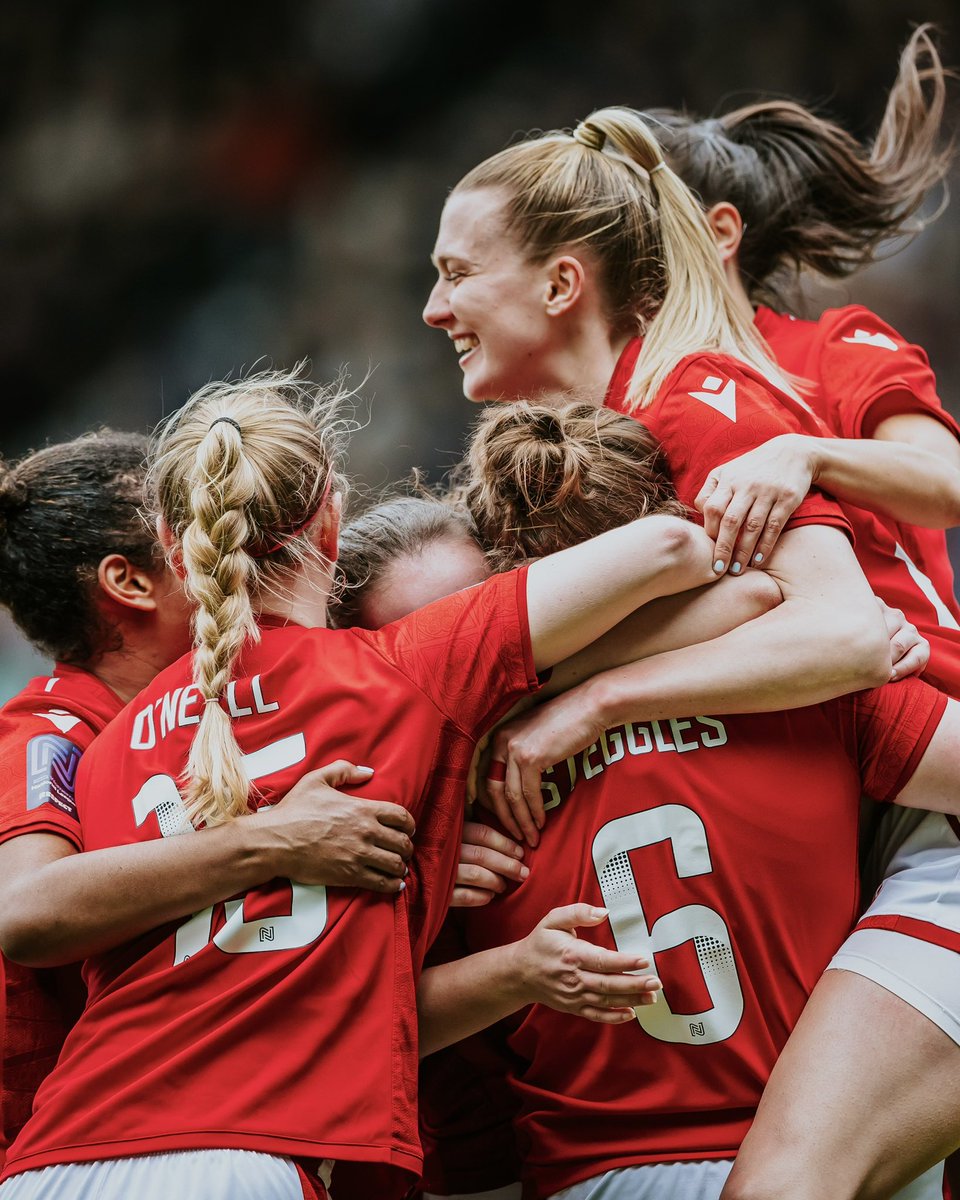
[209,416,243,435]
[572,122,606,151]
[650,161,667,175]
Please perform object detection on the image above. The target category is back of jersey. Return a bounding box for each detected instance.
[462,681,941,1199]
[3,568,538,1189]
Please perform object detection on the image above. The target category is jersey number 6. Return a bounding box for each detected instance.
[592,805,744,1045]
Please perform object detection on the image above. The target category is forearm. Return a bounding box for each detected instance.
[810,435,960,529]
[1,818,280,966]
[418,942,525,1057]
[545,574,783,697]
[587,595,891,726]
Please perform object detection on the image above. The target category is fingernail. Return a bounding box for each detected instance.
[890,669,898,681]
[591,907,608,919]
[535,816,544,830]
[730,561,742,576]
[753,552,763,565]
[647,978,663,991]
[635,958,650,969]
[519,865,530,879]
[713,559,725,574]
[399,880,406,892]
[403,865,409,877]
[512,845,525,859]
[356,765,375,775]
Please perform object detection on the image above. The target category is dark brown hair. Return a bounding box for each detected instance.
[0,430,159,665]
[461,402,685,570]
[648,26,953,302]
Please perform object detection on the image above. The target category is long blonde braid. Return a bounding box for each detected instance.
[149,367,349,828]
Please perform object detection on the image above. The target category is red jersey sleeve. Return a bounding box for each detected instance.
[353,566,539,739]
[815,306,958,442]
[0,671,120,850]
[836,678,947,803]
[638,354,853,538]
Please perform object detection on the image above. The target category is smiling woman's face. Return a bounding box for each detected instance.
[422,188,560,403]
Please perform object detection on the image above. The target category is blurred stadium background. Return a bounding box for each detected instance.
[1,0,958,698]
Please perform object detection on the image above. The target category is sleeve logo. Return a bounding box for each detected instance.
[840,329,899,351]
[26,734,82,819]
[688,375,737,422]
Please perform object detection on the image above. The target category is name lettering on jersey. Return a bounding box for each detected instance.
[32,708,83,734]
[43,677,59,692]
[688,375,737,421]
[541,717,728,811]
[131,674,282,750]
[840,329,899,352]
[26,733,82,818]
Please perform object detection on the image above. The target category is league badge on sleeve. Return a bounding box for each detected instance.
[26,733,82,818]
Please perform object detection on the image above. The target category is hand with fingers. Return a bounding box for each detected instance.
[479,687,608,847]
[878,597,930,681]
[695,435,815,575]
[513,903,661,1024]
[263,760,415,894]
[451,821,528,908]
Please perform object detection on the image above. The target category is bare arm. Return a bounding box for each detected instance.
[0,762,415,967]
[418,904,660,1058]
[699,418,960,572]
[544,572,783,697]
[485,525,891,841]
[526,515,716,671]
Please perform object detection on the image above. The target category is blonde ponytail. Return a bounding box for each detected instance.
[149,367,349,828]
[454,107,801,413]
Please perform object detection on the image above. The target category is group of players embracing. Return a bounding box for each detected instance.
[0,24,958,1200]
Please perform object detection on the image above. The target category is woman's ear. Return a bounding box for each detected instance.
[705,202,745,264]
[156,517,185,578]
[544,255,587,317]
[97,555,159,613]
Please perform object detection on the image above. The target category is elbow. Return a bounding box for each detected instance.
[743,571,784,618]
[657,518,711,583]
[0,896,57,968]
[838,614,892,691]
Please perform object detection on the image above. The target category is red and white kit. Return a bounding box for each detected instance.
[757,303,960,621]
[461,679,944,1198]
[0,568,539,1196]
[0,667,122,1168]
[605,341,960,1049]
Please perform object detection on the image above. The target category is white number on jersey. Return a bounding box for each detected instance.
[592,804,744,1045]
[130,733,327,963]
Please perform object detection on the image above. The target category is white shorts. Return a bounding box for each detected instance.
[0,1149,332,1200]
[548,1161,733,1200]
[830,809,960,1045]
[544,1160,943,1200]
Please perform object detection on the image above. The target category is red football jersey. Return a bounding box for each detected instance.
[606,342,960,699]
[757,304,960,625]
[460,680,944,1198]
[1,569,538,1193]
[0,666,122,1167]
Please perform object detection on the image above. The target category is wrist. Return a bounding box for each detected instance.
[499,938,537,1009]
[231,809,288,884]
[583,668,635,732]
[799,434,824,486]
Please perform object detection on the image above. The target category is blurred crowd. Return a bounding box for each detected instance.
[1,0,958,698]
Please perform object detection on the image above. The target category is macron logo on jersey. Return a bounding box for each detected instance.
[32,709,83,734]
[689,375,737,421]
[841,329,899,352]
